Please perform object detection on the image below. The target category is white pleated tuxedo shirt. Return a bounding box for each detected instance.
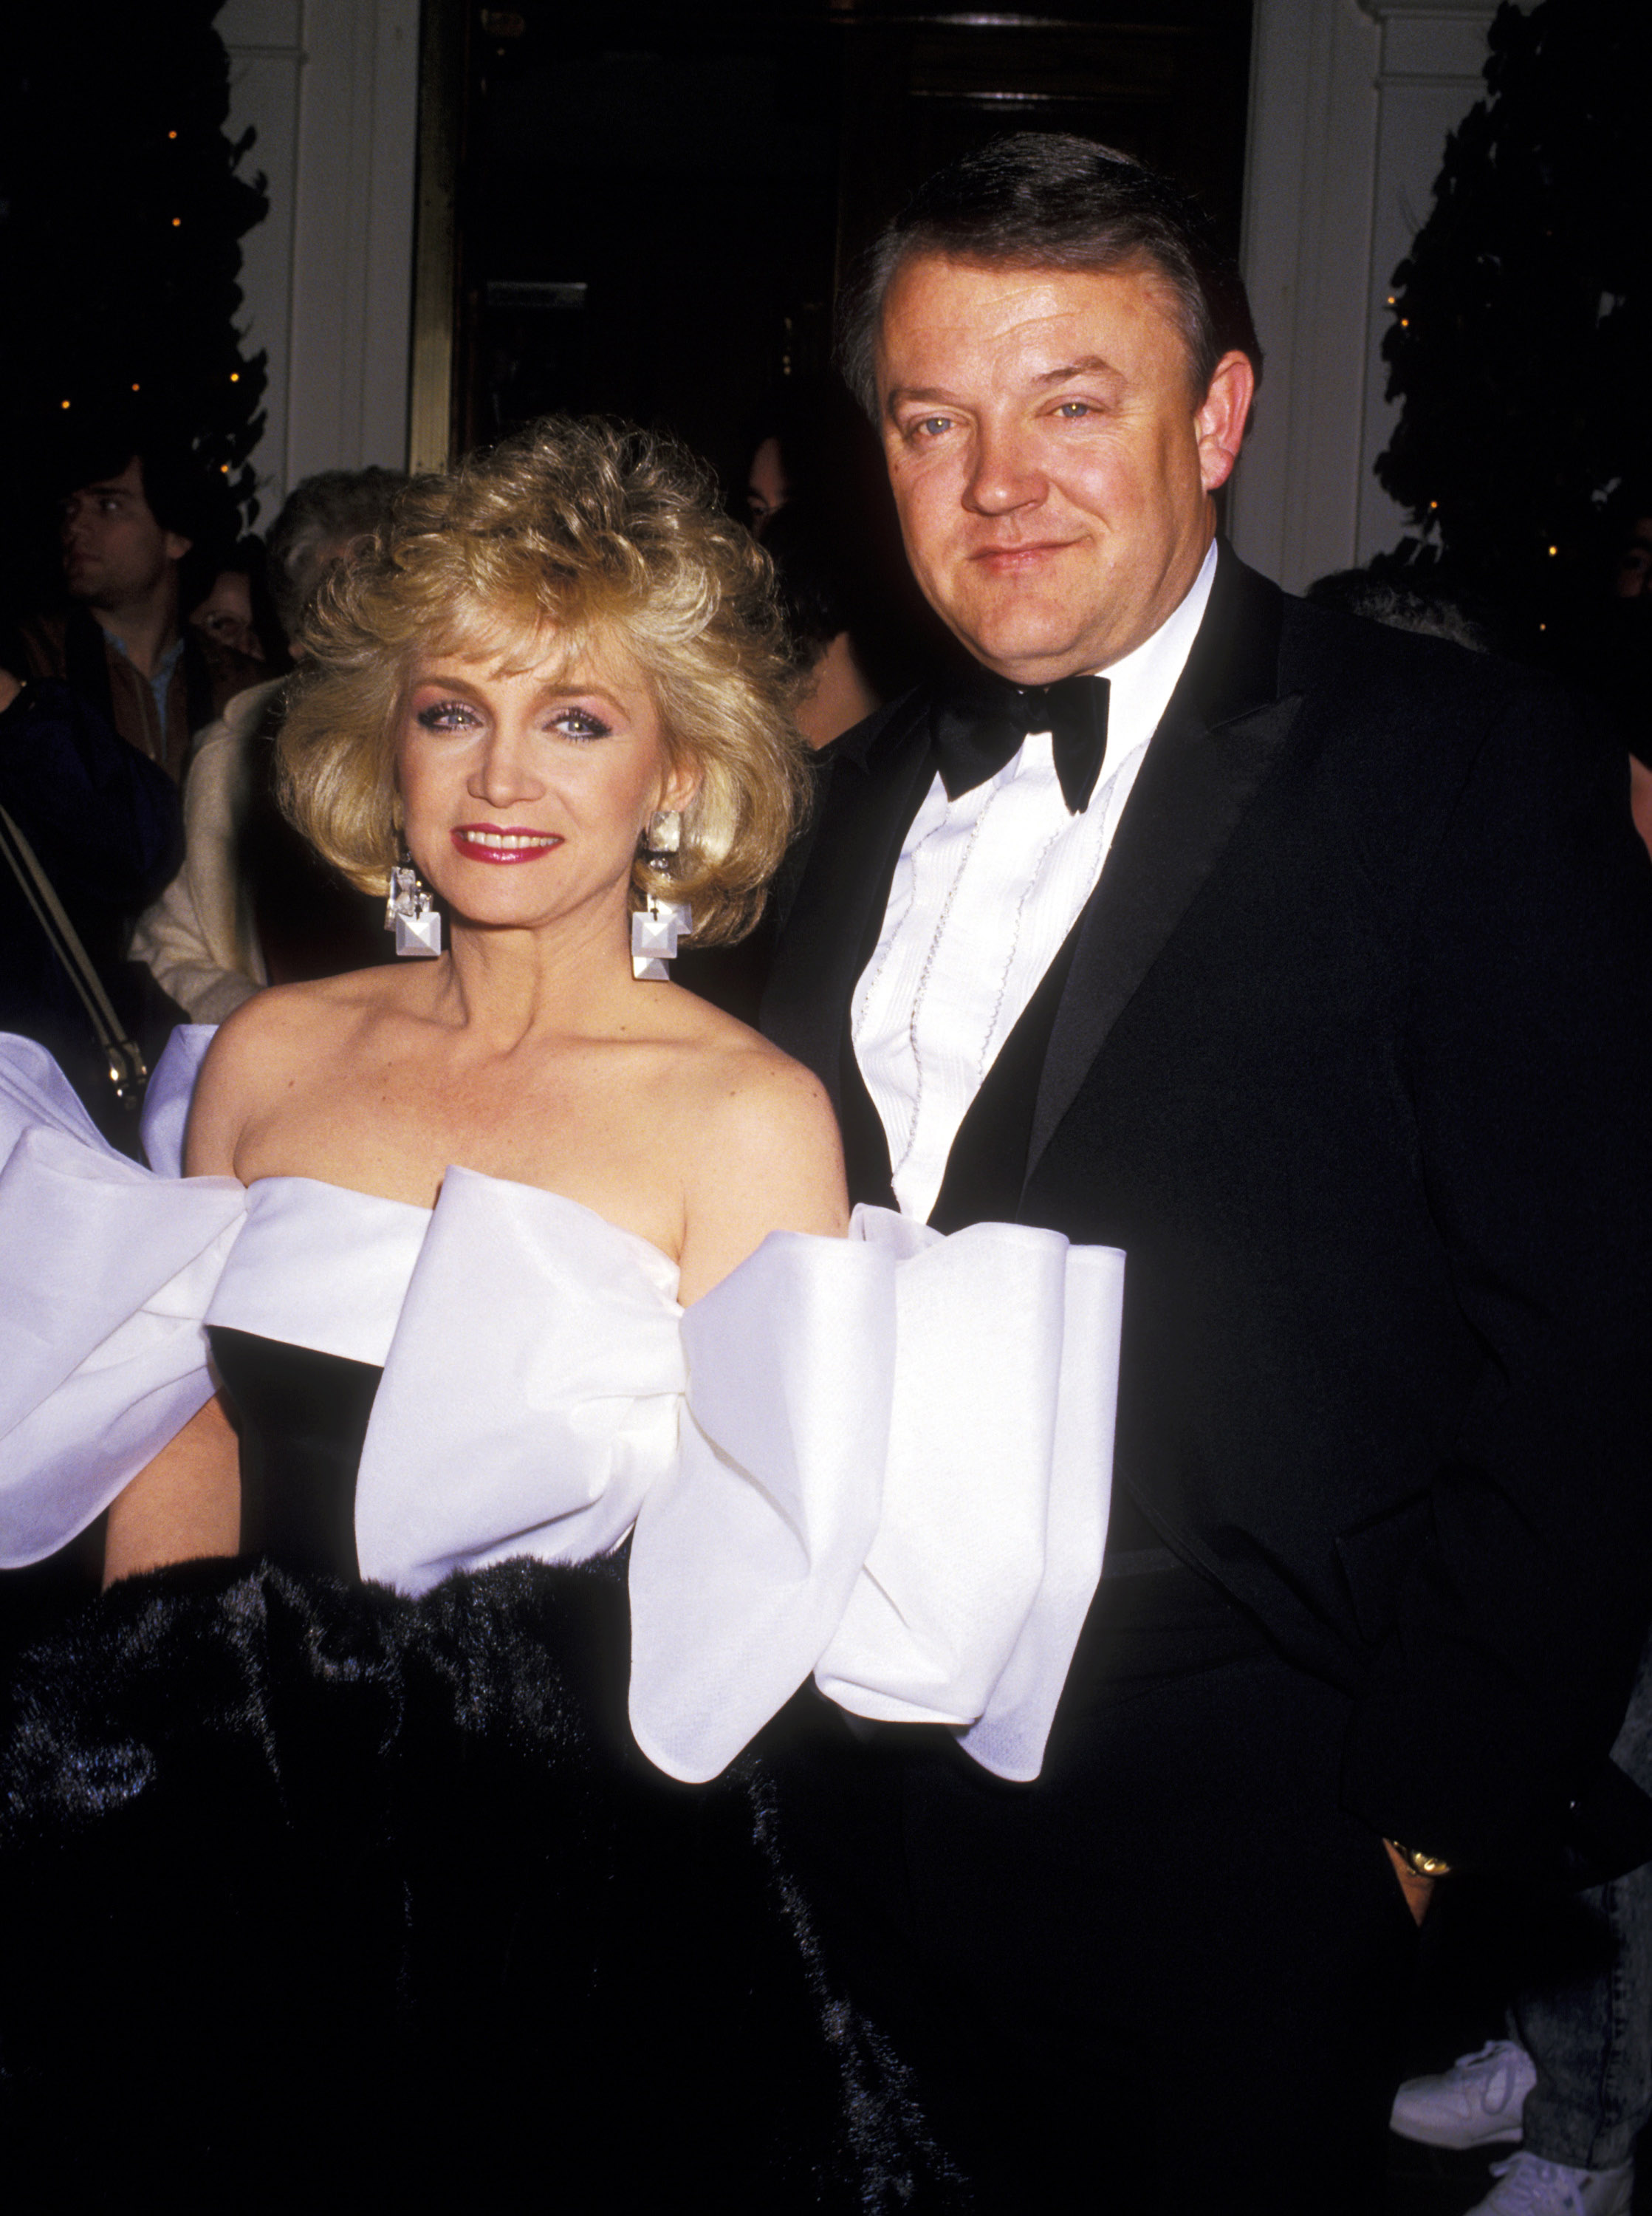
[852,540,1219,1223]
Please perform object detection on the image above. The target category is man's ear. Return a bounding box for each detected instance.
[1196,352,1255,493]
[164,531,193,564]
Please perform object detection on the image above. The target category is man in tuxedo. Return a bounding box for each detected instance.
[759,134,1652,2208]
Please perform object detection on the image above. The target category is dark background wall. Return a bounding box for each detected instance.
[449,1,1253,492]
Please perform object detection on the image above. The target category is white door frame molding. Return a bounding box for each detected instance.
[1229,0,1507,592]
[219,0,419,521]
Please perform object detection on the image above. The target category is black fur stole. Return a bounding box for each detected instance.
[0,1556,961,2212]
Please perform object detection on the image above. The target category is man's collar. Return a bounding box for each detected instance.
[100,619,185,685]
[1087,535,1218,697]
[829,538,1283,778]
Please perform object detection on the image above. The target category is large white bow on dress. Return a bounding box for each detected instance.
[0,1032,244,1561]
[0,1028,1125,1786]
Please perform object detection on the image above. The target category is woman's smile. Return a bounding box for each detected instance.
[450,822,564,863]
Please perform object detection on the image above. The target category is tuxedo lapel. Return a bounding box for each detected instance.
[1028,551,1301,1177]
[761,690,936,1120]
[930,910,1082,1232]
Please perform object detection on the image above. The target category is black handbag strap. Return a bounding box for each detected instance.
[0,800,148,1109]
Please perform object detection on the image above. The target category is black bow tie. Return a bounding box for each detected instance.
[930,672,1111,815]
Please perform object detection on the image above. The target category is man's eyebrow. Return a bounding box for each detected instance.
[1035,356,1123,385]
[885,386,959,411]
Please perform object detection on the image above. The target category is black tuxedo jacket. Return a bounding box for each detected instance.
[761,545,1652,1874]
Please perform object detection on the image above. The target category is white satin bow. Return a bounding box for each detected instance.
[0,1027,1125,1786]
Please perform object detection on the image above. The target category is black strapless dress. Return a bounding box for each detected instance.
[0,1333,955,2212]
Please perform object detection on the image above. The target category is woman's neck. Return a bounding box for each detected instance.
[426,900,648,1047]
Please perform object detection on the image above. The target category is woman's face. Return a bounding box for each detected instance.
[395,632,693,942]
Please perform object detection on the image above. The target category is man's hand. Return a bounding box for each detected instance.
[1383,1839,1436,1926]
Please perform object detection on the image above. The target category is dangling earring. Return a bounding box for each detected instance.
[385,852,442,957]
[631,808,693,980]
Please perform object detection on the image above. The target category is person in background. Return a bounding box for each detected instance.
[1382,534,1652,2216]
[740,378,945,718]
[1597,483,1652,803]
[744,427,790,537]
[264,468,409,660]
[1617,513,1652,599]
[131,466,407,1022]
[676,387,947,1024]
[188,535,285,669]
[11,418,261,782]
[761,495,885,750]
[1305,567,1513,657]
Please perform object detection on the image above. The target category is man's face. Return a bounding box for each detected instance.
[59,456,189,611]
[874,255,1253,683]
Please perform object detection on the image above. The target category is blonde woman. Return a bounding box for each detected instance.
[0,420,1120,2206]
[109,418,841,1580]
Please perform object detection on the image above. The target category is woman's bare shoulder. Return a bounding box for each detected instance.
[674,1010,846,1231]
[206,968,400,1067]
[666,1019,846,1299]
[662,994,836,1138]
[183,969,402,1173]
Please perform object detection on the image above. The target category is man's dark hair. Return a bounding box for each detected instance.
[837,132,1262,421]
[50,407,236,566]
[47,412,238,620]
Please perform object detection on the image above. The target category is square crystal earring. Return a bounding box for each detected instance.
[631,808,691,979]
[385,861,442,957]
[631,896,693,980]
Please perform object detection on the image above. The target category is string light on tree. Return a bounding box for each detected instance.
[1,9,270,587]
[1376,0,1649,652]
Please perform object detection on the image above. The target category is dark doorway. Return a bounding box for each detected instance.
[428,1,1253,490]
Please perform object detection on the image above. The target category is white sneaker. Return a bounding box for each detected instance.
[1391,2038,1537,2148]
[1465,2152,1635,2215]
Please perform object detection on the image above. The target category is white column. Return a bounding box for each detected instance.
[1228,0,1507,592]
[218,0,419,524]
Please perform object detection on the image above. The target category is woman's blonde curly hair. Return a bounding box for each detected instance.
[275,416,809,946]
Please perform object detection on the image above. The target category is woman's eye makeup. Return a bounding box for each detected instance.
[408,694,620,740]
[414,698,480,731]
[548,705,614,742]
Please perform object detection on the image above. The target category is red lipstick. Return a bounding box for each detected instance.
[450,824,563,864]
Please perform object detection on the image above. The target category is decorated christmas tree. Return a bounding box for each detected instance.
[1376,0,1651,657]
[0,1,269,615]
